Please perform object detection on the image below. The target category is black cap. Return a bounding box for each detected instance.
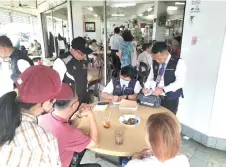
[71,37,93,55]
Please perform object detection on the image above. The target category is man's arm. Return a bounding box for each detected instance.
[101,80,115,101]
[144,67,156,90]
[53,58,67,81]
[127,81,142,100]
[163,59,186,93]
[85,112,99,148]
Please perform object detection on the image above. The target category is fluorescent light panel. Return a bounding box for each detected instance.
[112,14,125,17]
[111,3,136,8]
[175,2,185,5]
[147,7,153,12]
[167,6,178,11]
[139,14,143,17]
[93,14,98,17]
[87,7,93,11]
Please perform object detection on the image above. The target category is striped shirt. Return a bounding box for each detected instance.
[0,112,61,167]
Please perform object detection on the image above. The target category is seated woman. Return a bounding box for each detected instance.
[125,113,190,167]
[101,65,142,101]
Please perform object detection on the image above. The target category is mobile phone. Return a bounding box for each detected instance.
[97,102,109,105]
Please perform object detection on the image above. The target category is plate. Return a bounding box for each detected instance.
[119,114,140,127]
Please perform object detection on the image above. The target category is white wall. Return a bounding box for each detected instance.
[178,1,226,137]
[83,17,101,42]
[209,25,226,138]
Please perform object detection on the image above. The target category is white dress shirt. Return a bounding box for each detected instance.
[138,51,153,71]
[110,34,123,50]
[0,59,31,97]
[125,155,190,167]
[144,54,186,93]
[102,79,142,94]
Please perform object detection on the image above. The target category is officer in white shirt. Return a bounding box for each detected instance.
[143,42,186,114]
[110,27,123,76]
[0,35,33,97]
[101,65,142,101]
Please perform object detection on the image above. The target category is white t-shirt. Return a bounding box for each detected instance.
[125,155,190,167]
[102,79,142,94]
[0,59,30,97]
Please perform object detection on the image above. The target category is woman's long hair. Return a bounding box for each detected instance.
[146,113,181,162]
[0,91,21,146]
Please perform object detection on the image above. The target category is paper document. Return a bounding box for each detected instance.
[119,99,138,110]
[93,104,108,111]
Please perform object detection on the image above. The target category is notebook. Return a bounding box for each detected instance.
[119,99,138,110]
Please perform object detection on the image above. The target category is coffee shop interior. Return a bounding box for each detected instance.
[1,0,226,167]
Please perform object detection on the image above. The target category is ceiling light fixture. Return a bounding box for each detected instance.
[112,14,125,17]
[93,14,98,17]
[87,7,93,11]
[139,14,143,17]
[175,2,185,5]
[147,15,154,19]
[147,7,153,12]
[167,6,178,11]
[111,3,136,8]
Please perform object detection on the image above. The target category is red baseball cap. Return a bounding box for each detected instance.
[15,65,73,103]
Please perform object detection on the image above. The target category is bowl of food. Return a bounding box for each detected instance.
[119,114,140,127]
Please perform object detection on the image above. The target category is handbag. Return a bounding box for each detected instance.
[137,92,161,108]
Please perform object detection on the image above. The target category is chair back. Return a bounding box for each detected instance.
[88,78,102,103]
[138,62,149,86]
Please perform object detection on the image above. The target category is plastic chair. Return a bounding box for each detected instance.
[88,78,102,103]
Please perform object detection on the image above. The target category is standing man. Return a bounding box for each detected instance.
[0,35,33,97]
[143,42,186,114]
[53,37,93,103]
[110,27,123,76]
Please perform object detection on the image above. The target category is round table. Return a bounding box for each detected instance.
[74,104,172,157]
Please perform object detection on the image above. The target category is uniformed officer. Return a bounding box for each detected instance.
[143,42,186,114]
[101,65,142,102]
[53,37,93,103]
[0,35,33,97]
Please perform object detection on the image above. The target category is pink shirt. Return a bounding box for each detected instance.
[38,112,91,167]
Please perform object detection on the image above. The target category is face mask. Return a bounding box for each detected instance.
[120,78,130,85]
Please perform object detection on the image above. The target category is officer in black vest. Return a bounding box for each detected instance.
[53,37,93,103]
[0,35,33,96]
[101,65,142,102]
[143,42,186,114]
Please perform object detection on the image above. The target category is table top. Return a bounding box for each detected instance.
[73,104,173,157]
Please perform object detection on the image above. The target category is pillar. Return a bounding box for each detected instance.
[68,1,83,39]
[178,0,226,151]
[152,1,167,41]
[38,12,48,58]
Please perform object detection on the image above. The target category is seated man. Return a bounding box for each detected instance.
[101,65,142,101]
[38,89,100,167]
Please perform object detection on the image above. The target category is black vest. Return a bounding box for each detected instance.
[153,56,183,100]
[59,52,88,103]
[112,78,136,96]
[10,48,34,81]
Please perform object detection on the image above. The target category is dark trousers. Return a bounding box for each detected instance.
[111,50,121,77]
[161,98,179,115]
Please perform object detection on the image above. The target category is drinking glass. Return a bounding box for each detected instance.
[103,116,111,129]
[115,130,124,145]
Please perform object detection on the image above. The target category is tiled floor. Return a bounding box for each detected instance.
[80,136,226,167]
